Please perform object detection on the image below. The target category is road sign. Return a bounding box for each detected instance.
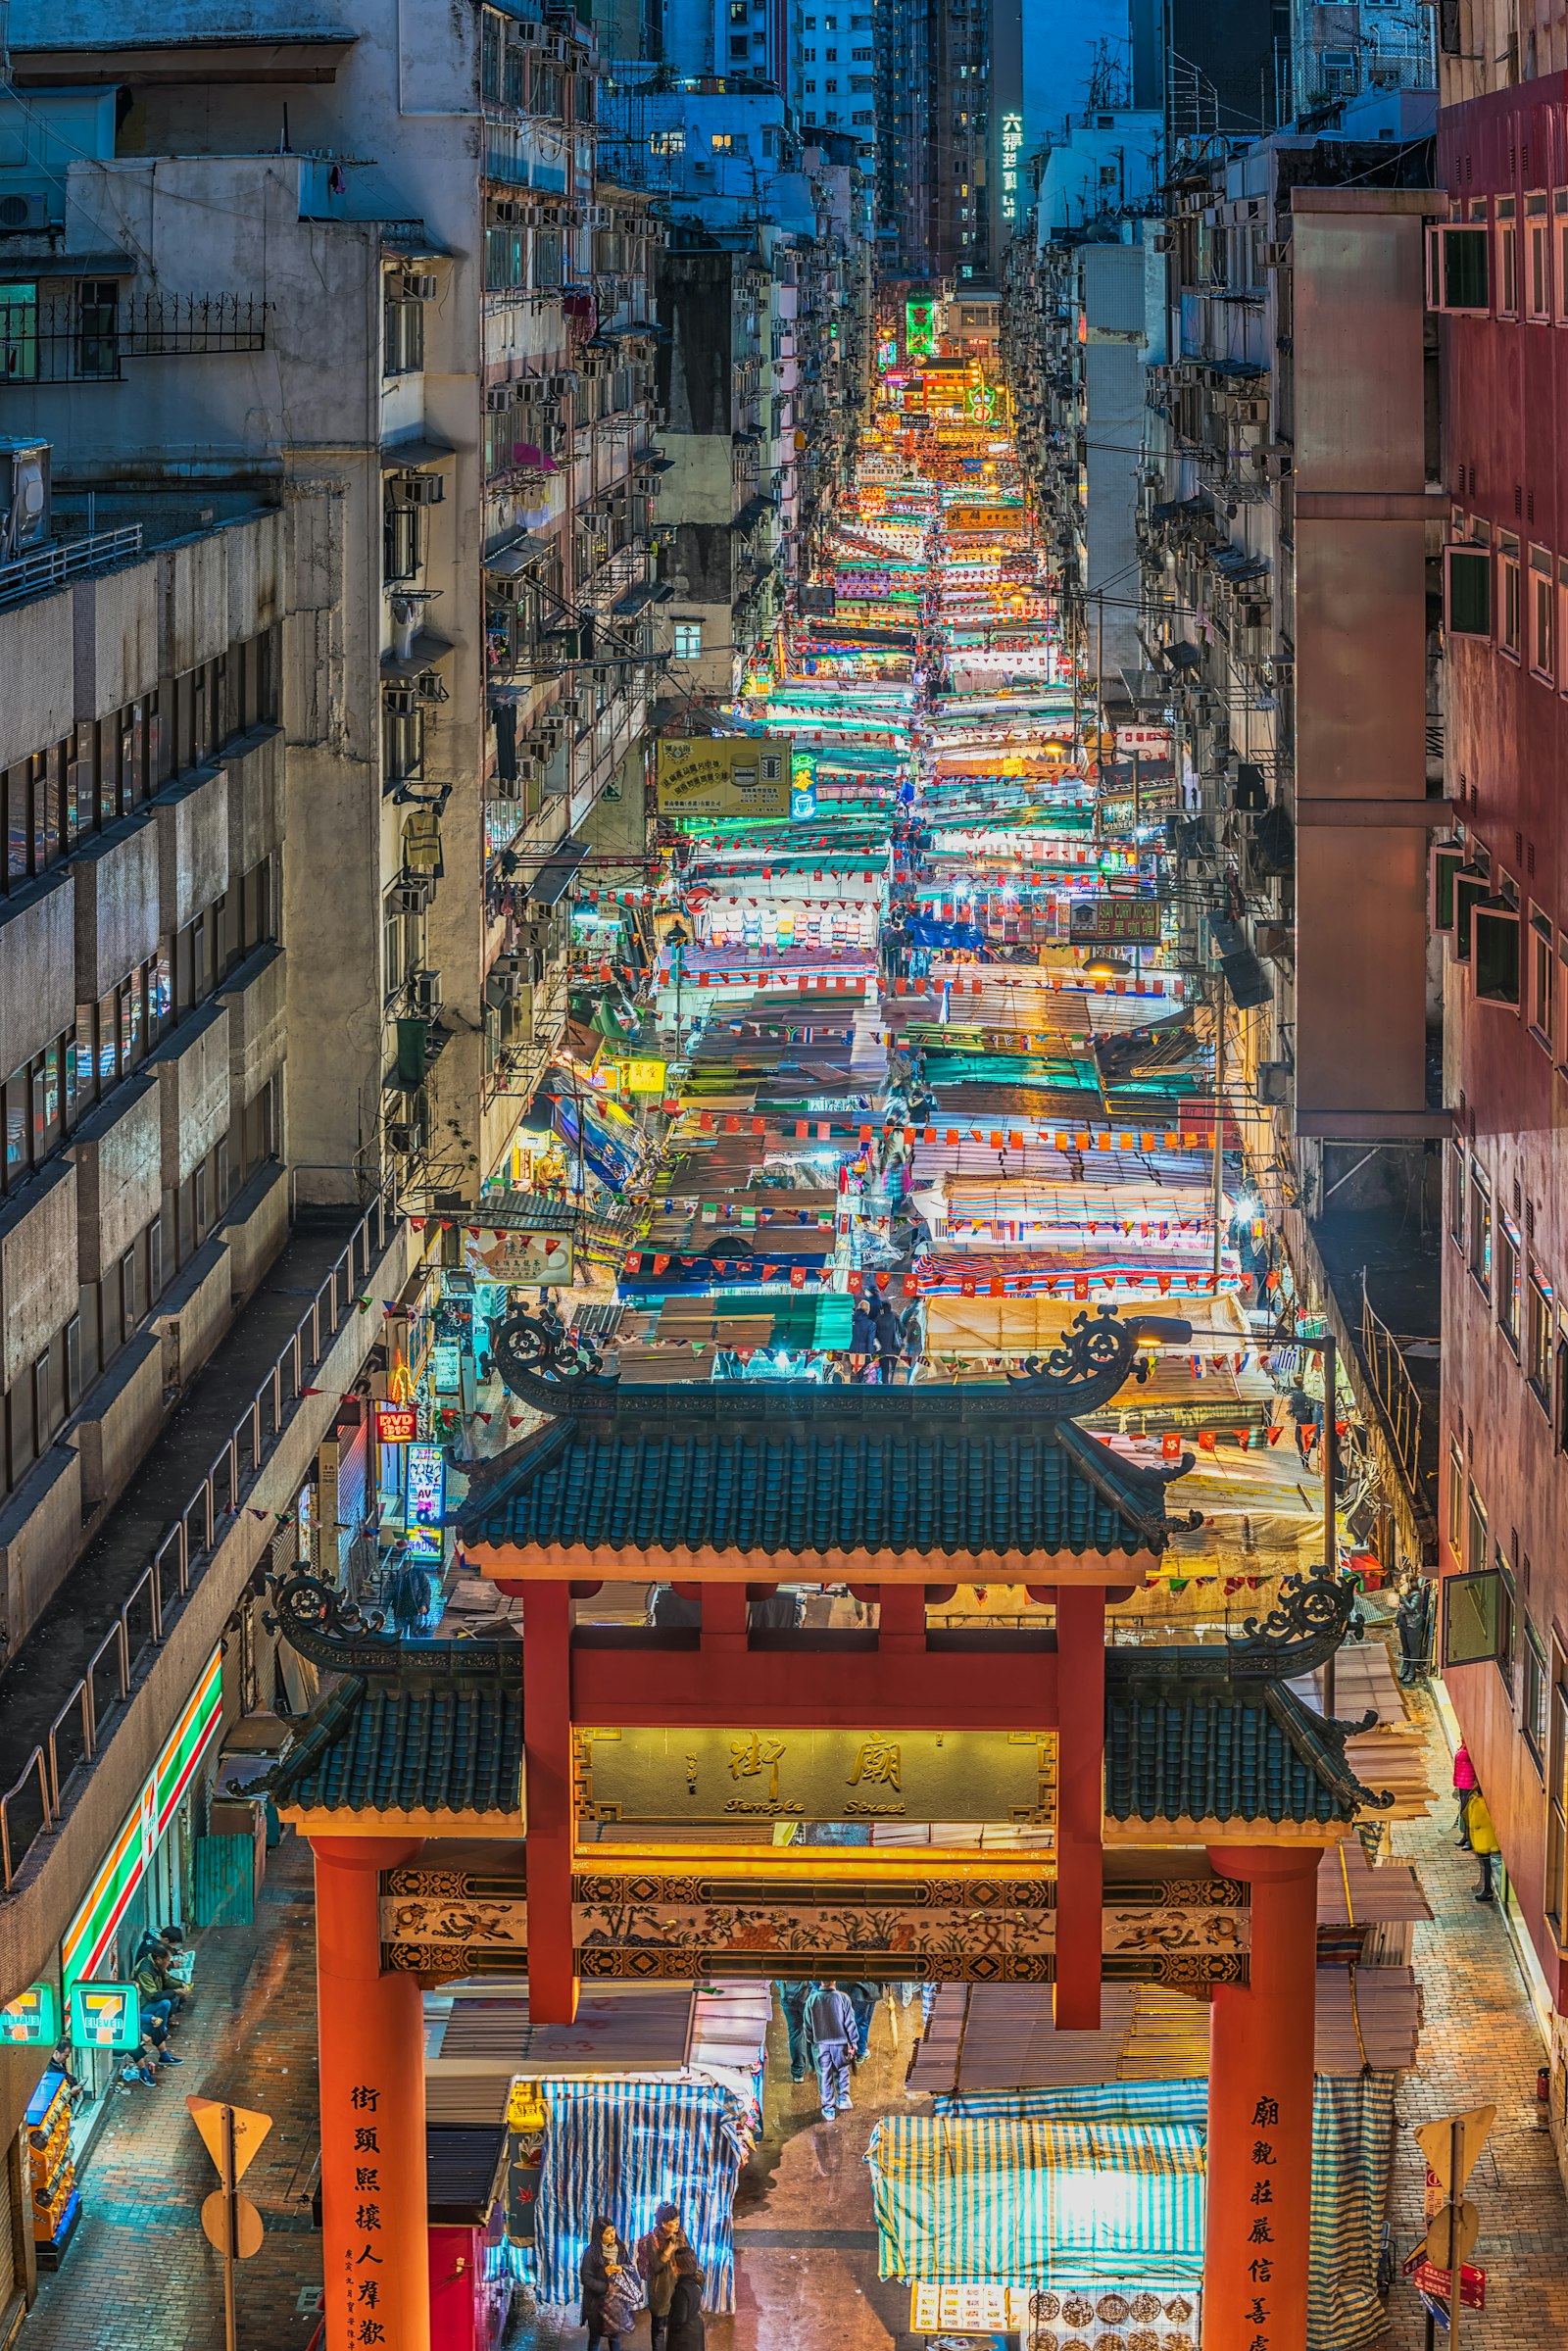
[187,2096,272,2182]
[201,2189,264,2260]
[1404,2253,1487,2311]
[1414,2106,1494,2193]
[1421,2199,1479,2269]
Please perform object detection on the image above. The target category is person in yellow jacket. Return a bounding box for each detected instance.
[1466,1789,1500,1903]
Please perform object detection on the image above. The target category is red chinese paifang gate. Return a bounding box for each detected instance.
[268,1309,1388,2351]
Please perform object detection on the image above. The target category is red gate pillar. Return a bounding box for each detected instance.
[311,1834,431,2351]
[1054,1586,1104,2030]
[520,1578,578,2025]
[1203,1844,1320,2351]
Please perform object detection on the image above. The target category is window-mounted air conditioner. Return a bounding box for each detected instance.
[383,684,420,714]
[410,968,443,1017]
[403,271,439,302]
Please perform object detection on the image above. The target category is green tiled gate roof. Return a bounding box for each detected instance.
[459,1384,1188,1563]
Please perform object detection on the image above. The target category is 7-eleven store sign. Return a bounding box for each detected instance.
[61,1649,223,1987]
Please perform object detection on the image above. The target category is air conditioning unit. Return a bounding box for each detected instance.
[1261,240,1288,267]
[416,669,448,704]
[486,384,516,413]
[0,192,49,232]
[1256,1061,1291,1104]
[486,963,523,1004]
[558,695,585,718]
[409,968,443,1016]
[383,684,420,715]
[399,472,445,506]
[387,1117,426,1155]
[403,271,439,301]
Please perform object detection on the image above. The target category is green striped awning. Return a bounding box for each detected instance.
[867,2111,1204,2289]
[906,2077,1396,2351]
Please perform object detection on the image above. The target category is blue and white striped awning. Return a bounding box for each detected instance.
[533,2075,753,2313]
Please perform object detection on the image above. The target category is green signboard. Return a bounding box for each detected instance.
[67,1982,141,2052]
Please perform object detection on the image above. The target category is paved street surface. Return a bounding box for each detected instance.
[23,1696,1568,2350]
[24,1832,325,2351]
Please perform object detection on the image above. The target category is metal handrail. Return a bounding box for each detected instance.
[0,1187,397,1891]
[1359,1276,1424,1492]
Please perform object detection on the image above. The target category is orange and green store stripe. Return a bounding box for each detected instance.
[61,1649,224,1989]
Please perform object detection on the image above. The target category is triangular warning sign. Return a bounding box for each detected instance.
[186,2095,273,2182]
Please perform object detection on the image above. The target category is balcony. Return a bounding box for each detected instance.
[5,292,267,384]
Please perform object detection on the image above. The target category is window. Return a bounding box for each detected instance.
[1496,193,1519,316]
[1448,1136,1466,1244]
[1531,911,1554,1046]
[1446,1433,1464,1561]
[1498,1215,1521,1346]
[1445,1566,1502,1667]
[1445,543,1491,634]
[1548,1655,1568,1931]
[1470,1173,1493,1292]
[1529,1270,1554,1403]
[1525,1621,1549,1761]
[710,132,734,152]
[2,1038,69,1193]
[1495,1543,1518,1690]
[650,128,685,156]
[1528,192,1549,318]
[1556,191,1568,322]
[672,620,703,660]
[384,494,423,584]
[384,293,424,376]
[1499,535,1522,657]
[0,282,38,382]
[1532,546,1554,676]
[1467,1477,1489,1573]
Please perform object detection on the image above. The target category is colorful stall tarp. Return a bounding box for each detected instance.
[888,2077,1397,2351]
[534,2075,753,2313]
[866,2107,1206,2289]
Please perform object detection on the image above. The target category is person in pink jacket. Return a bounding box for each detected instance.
[1453,1740,1478,1849]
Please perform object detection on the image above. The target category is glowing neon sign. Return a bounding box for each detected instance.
[1001,111,1023,222]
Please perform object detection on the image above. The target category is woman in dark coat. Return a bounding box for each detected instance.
[580,2214,633,2351]
[666,2248,706,2351]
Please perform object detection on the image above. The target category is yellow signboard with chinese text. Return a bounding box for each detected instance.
[656,736,793,818]
[574,1726,1055,1825]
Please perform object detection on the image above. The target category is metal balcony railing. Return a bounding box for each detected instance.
[3,294,267,384]
[0,525,144,612]
[0,1186,398,1891]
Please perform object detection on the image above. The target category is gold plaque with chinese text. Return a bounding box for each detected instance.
[574,1726,1055,1826]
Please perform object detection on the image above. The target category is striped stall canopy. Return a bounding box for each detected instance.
[909,2077,1396,2351]
[533,2076,753,2314]
[867,2109,1205,2290]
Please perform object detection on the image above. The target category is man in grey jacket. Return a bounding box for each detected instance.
[807,1981,858,2122]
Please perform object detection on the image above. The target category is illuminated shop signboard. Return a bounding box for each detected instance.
[906,301,936,358]
[1001,111,1023,221]
[0,1984,58,2046]
[406,1443,447,1563]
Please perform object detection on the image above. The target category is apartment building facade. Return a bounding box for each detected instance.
[3,0,662,1213]
[0,492,413,2322]
[1434,17,1568,2128]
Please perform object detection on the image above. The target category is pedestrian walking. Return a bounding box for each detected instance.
[1452,1739,1478,1848]
[840,1978,879,2063]
[850,1298,876,1363]
[807,1979,858,2122]
[1285,1381,1321,1463]
[635,2204,685,2351]
[873,1298,903,1385]
[1466,1788,1500,1902]
[580,2215,638,2351]
[1395,1578,1431,1685]
[779,1979,814,2081]
[666,2249,706,2351]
